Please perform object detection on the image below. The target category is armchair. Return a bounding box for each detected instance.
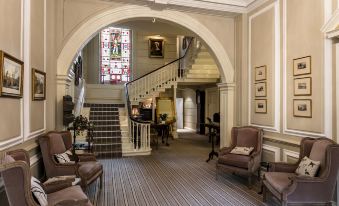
[216,126,263,187]
[39,131,103,190]
[0,149,92,206]
[263,137,339,205]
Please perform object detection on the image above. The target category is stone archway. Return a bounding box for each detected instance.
[56,4,235,147]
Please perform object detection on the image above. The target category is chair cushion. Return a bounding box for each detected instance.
[218,153,250,169]
[48,133,67,154]
[264,172,296,193]
[236,128,258,150]
[31,176,48,206]
[230,146,254,156]
[47,185,89,206]
[295,156,320,177]
[78,162,103,180]
[309,140,332,175]
[54,150,73,163]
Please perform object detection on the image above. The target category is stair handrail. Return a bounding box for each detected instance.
[123,37,199,153]
[125,37,197,117]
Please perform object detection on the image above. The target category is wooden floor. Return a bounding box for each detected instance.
[86,132,273,206]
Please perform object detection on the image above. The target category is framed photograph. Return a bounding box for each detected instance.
[293,99,312,118]
[255,65,266,81]
[255,99,267,113]
[149,38,164,58]
[0,51,24,98]
[254,82,266,97]
[32,68,46,100]
[294,77,311,96]
[293,56,311,76]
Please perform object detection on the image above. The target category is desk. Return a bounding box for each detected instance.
[204,123,220,162]
[151,123,170,149]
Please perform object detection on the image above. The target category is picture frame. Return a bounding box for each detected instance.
[293,56,311,76]
[293,99,312,118]
[254,82,266,97]
[294,77,312,96]
[0,51,24,98]
[32,68,46,100]
[255,99,267,113]
[255,65,266,81]
[149,38,164,58]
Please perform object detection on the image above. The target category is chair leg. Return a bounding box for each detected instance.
[248,175,253,189]
[100,173,103,189]
[262,185,267,202]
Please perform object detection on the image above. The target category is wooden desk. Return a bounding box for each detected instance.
[151,123,170,149]
[204,123,220,162]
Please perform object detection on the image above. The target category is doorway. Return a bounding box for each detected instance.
[176,98,184,129]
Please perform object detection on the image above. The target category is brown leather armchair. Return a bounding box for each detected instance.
[263,137,339,206]
[39,131,103,190]
[216,126,263,187]
[0,149,92,206]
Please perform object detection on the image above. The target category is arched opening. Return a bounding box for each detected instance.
[56,5,234,82]
[56,5,235,150]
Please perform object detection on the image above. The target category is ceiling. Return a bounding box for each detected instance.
[101,0,267,14]
[146,0,264,13]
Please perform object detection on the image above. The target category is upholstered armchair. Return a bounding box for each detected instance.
[263,137,339,206]
[216,126,263,187]
[39,131,103,190]
[0,149,92,206]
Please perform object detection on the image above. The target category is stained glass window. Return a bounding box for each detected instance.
[100,27,131,84]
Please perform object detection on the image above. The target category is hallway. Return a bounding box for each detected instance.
[87,132,266,206]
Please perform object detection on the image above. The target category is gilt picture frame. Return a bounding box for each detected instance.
[255,65,266,81]
[0,51,24,98]
[255,99,267,114]
[293,56,311,76]
[254,82,266,97]
[293,99,312,118]
[32,68,46,100]
[149,38,164,58]
[294,77,312,96]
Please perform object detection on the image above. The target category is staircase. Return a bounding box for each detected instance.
[182,45,220,83]
[84,103,125,158]
[123,38,220,155]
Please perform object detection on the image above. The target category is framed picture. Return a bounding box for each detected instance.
[0,51,24,98]
[294,77,312,96]
[255,99,267,113]
[254,82,266,97]
[32,68,46,100]
[255,65,266,81]
[293,56,311,76]
[293,99,312,118]
[149,38,164,58]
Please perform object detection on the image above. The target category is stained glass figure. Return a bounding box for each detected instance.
[100,27,131,84]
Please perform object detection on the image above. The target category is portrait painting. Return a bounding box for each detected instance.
[149,38,164,58]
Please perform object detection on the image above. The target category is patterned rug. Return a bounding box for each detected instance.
[87,132,273,206]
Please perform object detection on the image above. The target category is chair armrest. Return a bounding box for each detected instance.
[43,180,73,194]
[269,162,297,173]
[219,147,233,156]
[77,153,97,162]
[289,175,326,183]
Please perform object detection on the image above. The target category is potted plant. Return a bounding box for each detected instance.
[159,113,168,124]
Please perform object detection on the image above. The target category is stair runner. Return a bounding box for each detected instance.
[84,103,125,158]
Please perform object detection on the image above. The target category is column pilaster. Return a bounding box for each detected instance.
[217,82,235,148]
